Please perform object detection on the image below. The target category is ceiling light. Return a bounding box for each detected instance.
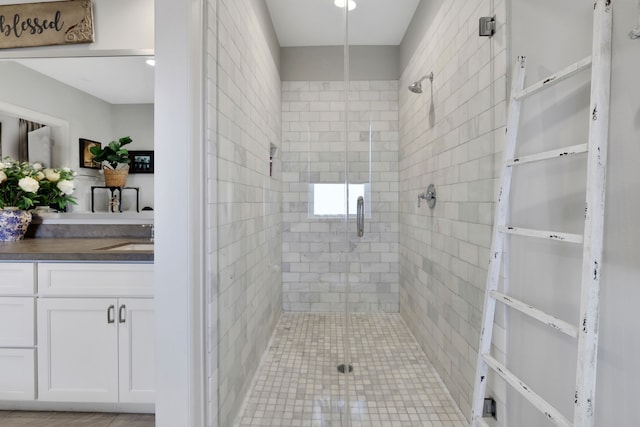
[145,58,155,67]
[334,0,357,11]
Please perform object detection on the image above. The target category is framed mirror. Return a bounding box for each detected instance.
[0,55,154,168]
[0,54,155,212]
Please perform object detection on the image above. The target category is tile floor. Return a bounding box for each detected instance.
[233,313,467,427]
[0,411,154,427]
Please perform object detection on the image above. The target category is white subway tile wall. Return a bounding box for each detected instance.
[206,1,218,425]
[281,80,400,313]
[210,1,283,426]
[399,0,507,423]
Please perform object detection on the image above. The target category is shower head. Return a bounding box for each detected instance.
[408,82,423,94]
[408,72,434,94]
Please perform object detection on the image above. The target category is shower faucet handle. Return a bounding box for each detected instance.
[417,184,437,209]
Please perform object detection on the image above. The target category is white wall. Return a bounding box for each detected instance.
[0,113,21,159]
[0,62,112,160]
[508,1,640,425]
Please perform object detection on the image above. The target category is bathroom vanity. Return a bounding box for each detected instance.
[0,217,154,413]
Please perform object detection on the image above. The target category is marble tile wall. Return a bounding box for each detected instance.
[206,0,218,425]
[208,0,282,426]
[281,80,399,313]
[398,0,508,423]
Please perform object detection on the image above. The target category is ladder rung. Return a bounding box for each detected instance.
[472,416,491,427]
[491,291,579,338]
[481,354,572,427]
[514,56,592,100]
[498,225,584,244]
[507,143,588,166]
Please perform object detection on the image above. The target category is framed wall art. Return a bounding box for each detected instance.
[79,138,101,169]
[128,150,154,173]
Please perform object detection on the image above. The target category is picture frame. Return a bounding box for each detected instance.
[79,138,102,169]
[128,150,154,174]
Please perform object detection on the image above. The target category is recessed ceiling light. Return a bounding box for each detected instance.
[334,0,357,11]
[145,58,155,67]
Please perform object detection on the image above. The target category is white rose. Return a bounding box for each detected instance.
[32,163,43,170]
[44,168,60,182]
[62,167,71,172]
[35,171,45,181]
[56,180,75,195]
[0,170,6,183]
[18,177,39,193]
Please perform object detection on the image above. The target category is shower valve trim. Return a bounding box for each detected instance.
[418,184,437,209]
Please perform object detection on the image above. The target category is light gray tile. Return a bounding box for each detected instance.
[232,313,466,427]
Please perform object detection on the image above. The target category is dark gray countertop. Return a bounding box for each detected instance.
[0,238,154,262]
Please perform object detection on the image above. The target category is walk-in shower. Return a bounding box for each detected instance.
[408,71,434,93]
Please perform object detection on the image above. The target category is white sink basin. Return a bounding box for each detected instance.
[98,243,154,251]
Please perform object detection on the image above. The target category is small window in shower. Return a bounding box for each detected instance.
[310,183,370,217]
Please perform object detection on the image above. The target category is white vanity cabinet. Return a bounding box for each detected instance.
[35,262,155,405]
[0,263,36,401]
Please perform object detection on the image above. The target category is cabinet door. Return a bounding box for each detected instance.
[118,298,155,403]
[0,297,34,346]
[0,263,35,295]
[38,298,119,402]
[0,349,35,400]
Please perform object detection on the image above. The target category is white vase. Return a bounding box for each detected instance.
[0,207,32,241]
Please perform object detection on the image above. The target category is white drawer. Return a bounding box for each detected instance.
[0,297,35,347]
[0,348,35,400]
[0,263,35,295]
[38,263,154,297]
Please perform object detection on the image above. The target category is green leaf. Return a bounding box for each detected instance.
[118,136,133,146]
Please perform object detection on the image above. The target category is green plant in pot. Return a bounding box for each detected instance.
[90,136,132,187]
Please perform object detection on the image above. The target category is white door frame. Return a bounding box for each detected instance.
[154,0,207,426]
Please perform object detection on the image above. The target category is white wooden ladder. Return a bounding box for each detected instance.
[470,1,612,426]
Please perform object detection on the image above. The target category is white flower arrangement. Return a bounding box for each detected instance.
[0,157,77,211]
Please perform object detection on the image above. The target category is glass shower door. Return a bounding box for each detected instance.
[340,2,403,424]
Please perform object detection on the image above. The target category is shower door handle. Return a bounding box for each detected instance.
[356,196,364,237]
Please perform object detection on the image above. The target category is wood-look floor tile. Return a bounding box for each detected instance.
[108,413,155,427]
[0,411,154,427]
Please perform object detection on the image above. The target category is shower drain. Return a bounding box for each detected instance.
[337,364,353,374]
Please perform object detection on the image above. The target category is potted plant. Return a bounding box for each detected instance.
[0,157,76,241]
[89,136,132,187]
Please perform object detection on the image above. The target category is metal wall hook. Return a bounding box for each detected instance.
[417,184,437,208]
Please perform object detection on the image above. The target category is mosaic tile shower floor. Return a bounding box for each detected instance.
[233,313,466,427]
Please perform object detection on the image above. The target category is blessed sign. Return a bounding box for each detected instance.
[0,0,94,49]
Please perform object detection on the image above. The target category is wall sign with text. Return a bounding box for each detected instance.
[0,0,94,49]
